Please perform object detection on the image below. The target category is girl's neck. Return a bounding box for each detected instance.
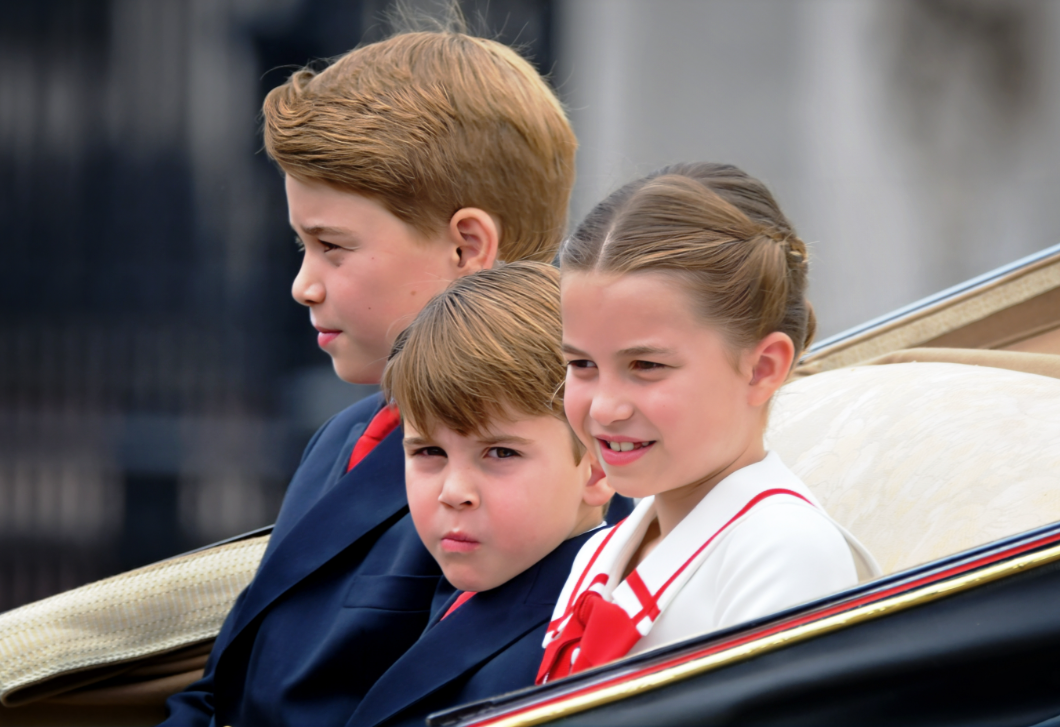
[653,439,768,540]
[624,440,768,578]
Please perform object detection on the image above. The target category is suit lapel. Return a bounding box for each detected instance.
[224,427,409,647]
[348,585,543,727]
[348,534,591,727]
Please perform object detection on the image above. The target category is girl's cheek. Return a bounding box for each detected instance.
[564,381,591,427]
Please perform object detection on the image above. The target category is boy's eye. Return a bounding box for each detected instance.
[486,447,520,459]
[567,359,596,370]
[320,240,341,252]
[412,446,446,458]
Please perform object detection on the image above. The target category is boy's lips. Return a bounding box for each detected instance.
[440,532,480,554]
[597,436,655,466]
[314,326,341,347]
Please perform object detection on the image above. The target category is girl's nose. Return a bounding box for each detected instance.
[291,256,324,306]
[438,470,479,510]
[589,386,634,426]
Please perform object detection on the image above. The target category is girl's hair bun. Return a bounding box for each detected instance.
[561,162,816,360]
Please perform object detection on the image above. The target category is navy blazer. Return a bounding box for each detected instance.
[161,394,444,727]
[161,393,632,727]
[346,530,599,727]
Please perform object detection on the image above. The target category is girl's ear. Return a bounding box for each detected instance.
[746,332,795,406]
[447,207,500,274]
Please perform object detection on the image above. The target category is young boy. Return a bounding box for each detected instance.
[161,29,630,727]
[349,262,614,727]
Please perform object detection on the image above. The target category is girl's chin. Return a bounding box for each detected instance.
[608,476,663,501]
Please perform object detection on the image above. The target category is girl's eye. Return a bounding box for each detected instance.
[567,359,596,370]
[486,447,520,459]
[632,360,665,371]
[413,446,446,458]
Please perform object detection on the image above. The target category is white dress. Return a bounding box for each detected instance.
[540,452,879,676]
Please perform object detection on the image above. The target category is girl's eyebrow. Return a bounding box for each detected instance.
[619,345,673,358]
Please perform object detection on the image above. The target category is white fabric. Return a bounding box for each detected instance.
[545,453,879,657]
[767,362,1060,574]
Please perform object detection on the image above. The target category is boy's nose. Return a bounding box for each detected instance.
[291,257,324,306]
[438,470,479,509]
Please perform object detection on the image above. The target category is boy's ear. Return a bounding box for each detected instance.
[746,331,795,406]
[447,207,500,275]
[581,461,615,509]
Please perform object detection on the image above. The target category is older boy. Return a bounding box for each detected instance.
[161,30,630,727]
[349,263,613,727]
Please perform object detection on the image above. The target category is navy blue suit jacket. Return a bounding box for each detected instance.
[346,531,598,727]
[161,393,632,727]
[161,394,444,727]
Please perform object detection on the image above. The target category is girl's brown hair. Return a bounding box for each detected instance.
[561,162,816,362]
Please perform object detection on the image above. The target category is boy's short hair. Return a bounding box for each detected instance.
[382,261,584,461]
[263,31,577,263]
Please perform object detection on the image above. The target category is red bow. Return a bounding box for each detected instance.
[536,588,642,684]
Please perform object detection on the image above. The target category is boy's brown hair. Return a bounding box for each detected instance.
[382,261,584,460]
[263,31,577,263]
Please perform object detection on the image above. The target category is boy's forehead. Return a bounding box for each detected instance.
[403,410,563,444]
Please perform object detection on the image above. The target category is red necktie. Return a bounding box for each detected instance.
[442,591,476,620]
[346,405,401,472]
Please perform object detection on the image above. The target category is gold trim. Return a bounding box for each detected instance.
[480,541,1060,727]
[802,252,1060,372]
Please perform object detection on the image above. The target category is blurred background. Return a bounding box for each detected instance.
[1,0,1058,612]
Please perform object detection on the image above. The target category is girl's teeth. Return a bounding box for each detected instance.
[607,441,639,452]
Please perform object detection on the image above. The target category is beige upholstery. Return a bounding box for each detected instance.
[0,534,268,716]
[797,248,1060,372]
[767,362,1060,575]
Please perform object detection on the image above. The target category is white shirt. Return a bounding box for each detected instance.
[543,452,880,659]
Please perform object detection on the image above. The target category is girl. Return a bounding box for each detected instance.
[537,163,879,683]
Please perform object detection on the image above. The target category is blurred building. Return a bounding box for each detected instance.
[556,0,1060,337]
[0,0,552,611]
[2,0,1058,612]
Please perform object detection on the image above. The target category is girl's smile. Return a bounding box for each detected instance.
[562,270,770,528]
[597,437,655,465]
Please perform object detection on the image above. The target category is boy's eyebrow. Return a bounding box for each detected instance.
[291,223,359,239]
[403,436,433,447]
[478,434,534,446]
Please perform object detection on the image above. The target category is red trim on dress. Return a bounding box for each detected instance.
[537,488,811,684]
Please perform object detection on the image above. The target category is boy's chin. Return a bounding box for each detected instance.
[331,356,383,386]
[442,567,508,594]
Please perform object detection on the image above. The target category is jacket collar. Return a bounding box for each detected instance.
[222,426,409,653]
[348,533,593,727]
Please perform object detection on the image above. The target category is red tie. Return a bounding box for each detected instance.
[346,405,401,472]
[442,591,476,620]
